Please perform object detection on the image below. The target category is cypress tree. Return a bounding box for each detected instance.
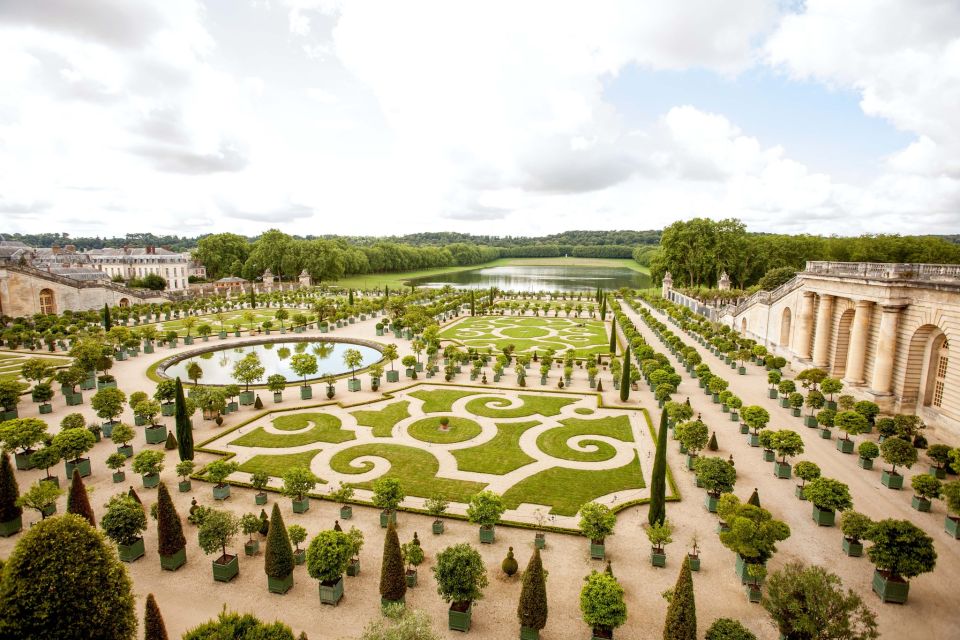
[517,546,548,632]
[103,303,112,330]
[66,468,95,527]
[619,345,631,402]
[348,288,354,306]
[175,377,193,461]
[249,287,256,308]
[264,503,294,580]
[0,452,22,528]
[384,285,389,301]
[489,286,495,306]
[470,290,476,316]
[663,560,696,640]
[156,483,186,560]
[379,520,407,603]
[648,408,668,526]
[747,488,761,508]
[609,317,617,355]
[144,593,169,640]
[599,295,606,320]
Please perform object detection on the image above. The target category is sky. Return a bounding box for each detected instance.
[1,0,958,238]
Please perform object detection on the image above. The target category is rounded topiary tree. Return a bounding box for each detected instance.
[839,511,873,557]
[695,457,737,510]
[91,387,126,425]
[281,466,317,512]
[717,494,790,572]
[264,503,294,593]
[0,514,136,639]
[866,519,937,603]
[705,618,757,640]
[578,502,616,558]
[372,477,405,525]
[770,430,804,478]
[433,543,489,618]
[306,529,353,604]
[580,571,627,638]
[467,490,506,542]
[51,428,96,474]
[803,477,853,527]
[101,493,147,559]
[880,437,917,489]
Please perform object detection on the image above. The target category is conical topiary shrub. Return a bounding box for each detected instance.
[747,488,761,508]
[259,508,269,535]
[164,432,178,451]
[517,547,547,636]
[663,560,696,640]
[128,486,142,504]
[0,452,22,536]
[264,503,294,593]
[157,483,186,570]
[144,593,169,640]
[66,468,95,527]
[379,521,407,605]
[502,546,518,576]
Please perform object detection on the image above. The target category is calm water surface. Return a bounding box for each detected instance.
[163,340,382,385]
[407,265,651,293]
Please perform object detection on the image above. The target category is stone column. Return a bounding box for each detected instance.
[869,304,906,396]
[795,291,816,360]
[843,300,873,385]
[811,294,835,368]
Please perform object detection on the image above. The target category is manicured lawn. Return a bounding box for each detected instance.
[238,450,323,479]
[439,316,610,356]
[536,415,633,462]
[451,421,539,474]
[407,416,482,444]
[351,400,411,437]
[465,394,578,418]
[408,388,479,412]
[329,443,486,502]
[272,412,341,432]
[231,413,355,448]
[501,453,644,516]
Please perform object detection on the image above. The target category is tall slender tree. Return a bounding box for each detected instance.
[470,290,476,316]
[156,483,186,564]
[609,317,617,355]
[663,561,696,640]
[103,303,112,331]
[599,294,606,320]
[0,452,22,533]
[264,503,294,587]
[517,547,548,634]
[66,468,95,527]
[144,593,169,640]
[649,409,668,526]
[175,377,193,461]
[619,345,631,402]
[379,520,407,604]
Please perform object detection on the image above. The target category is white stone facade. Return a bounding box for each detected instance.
[86,247,191,291]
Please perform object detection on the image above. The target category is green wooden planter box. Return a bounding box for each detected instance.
[774,461,792,479]
[820,428,832,439]
[872,569,909,604]
[179,480,192,492]
[945,516,960,539]
[911,496,931,512]
[881,470,903,490]
[39,403,53,414]
[134,415,148,426]
[117,445,133,458]
[535,533,546,549]
[479,525,495,544]
[762,449,775,462]
[729,411,739,422]
[273,392,283,403]
[142,473,160,489]
[113,471,126,483]
[386,370,400,383]
[66,393,84,406]
[319,577,345,605]
[812,505,836,526]
[795,484,807,500]
[294,549,306,565]
[858,457,874,470]
[687,554,700,571]
[803,415,818,428]
[747,433,759,447]
[292,497,310,513]
[779,397,790,408]
[14,451,35,471]
[0,516,22,537]
[842,537,863,557]
[145,425,167,444]
[837,438,855,454]
[160,547,187,571]
[340,505,352,519]
[746,584,762,603]
[161,403,176,416]
[65,457,91,478]
[791,408,801,417]
[590,541,605,560]
[268,573,294,594]
[448,603,472,632]
[930,465,946,480]
[432,520,444,535]
[213,555,240,582]
[213,484,231,500]
[520,626,540,640]
[253,492,267,505]
[245,539,260,556]
[347,379,361,392]
[347,558,361,577]
[685,454,697,470]
[300,385,313,400]
[118,537,145,563]
[734,555,765,585]
[239,391,255,405]
[705,494,719,512]
[650,549,666,567]
[380,510,397,528]
[41,503,57,518]
[739,423,749,434]
[768,389,778,399]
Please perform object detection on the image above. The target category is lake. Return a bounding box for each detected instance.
[406,265,651,293]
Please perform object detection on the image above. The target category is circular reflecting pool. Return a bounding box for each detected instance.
[161,339,382,385]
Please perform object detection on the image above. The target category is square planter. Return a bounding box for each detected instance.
[300,386,313,400]
[117,445,134,458]
[347,379,361,392]
[292,497,310,513]
[842,537,863,557]
[881,470,903,490]
[213,554,240,582]
[66,393,84,406]
[837,438,855,454]
[812,505,836,527]
[142,473,160,489]
[113,471,126,484]
[432,520,444,535]
[145,425,167,444]
[252,492,267,505]
[795,485,807,500]
[213,484,231,500]
[768,389,778,399]
[239,391,255,406]
[273,392,283,403]
[747,433,759,447]
[134,415,148,426]
[448,602,472,632]
[945,516,960,539]
[386,370,400,383]
[819,428,832,440]
[405,569,418,588]
[118,537,146,563]
[14,451,35,471]
[65,458,92,478]
[535,532,546,549]
[479,525,495,544]
[930,465,946,480]
[590,541,605,560]
[762,449,775,462]
[872,569,909,604]
[858,457,874,470]
[340,505,352,520]
[245,539,260,556]
[739,424,749,434]
[803,416,818,428]
[650,549,666,567]
[791,408,802,417]
[346,558,361,577]
[380,510,397,528]
[704,494,719,512]
[911,496,931,512]
[734,555,765,586]
[268,573,294,594]
[687,554,700,571]
[685,454,698,470]
[774,461,792,479]
[0,516,23,537]
[161,403,176,417]
[745,584,762,603]
[39,403,53,414]
[160,547,187,571]
[179,480,192,492]
[294,549,306,565]
[779,397,790,408]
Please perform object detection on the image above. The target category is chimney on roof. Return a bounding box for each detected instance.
[65,244,76,253]
[147,246,155,255]
[51,244,61,255]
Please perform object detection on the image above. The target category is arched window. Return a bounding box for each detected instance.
[39,288,56,314]
[933,339,949,408]
[119,298,130,308]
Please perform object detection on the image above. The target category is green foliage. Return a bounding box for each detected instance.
[175,378,194,462]
[676,420,709,455]
[835,411,868,439]
[740,406,769,432]
[183,610,295,640]
[619,345,630,402]
[646,519,673,552]
[866,519,937,579]
[30,446,61,474]
[401,540,424,569]
[942,480,960,515]
[379,521,407,601]
[205,460,239,486]
[132,449,165,477]
[0,514,137,640]
[433,543,488,604]
[101,494,147,546]
[762,561,878,640]
[579,571,627,631]
[357,606,439,640]
[157,483,186,557]
[91,386,126,422]
[110,422,135,446]
[649,409,668,526]
[880,437,917,472]
[197,509,241,557]
[425,494,449,520]
[266,374,287,393]
[663,561,696,640]
[306,529,354,583]
[330,481,355,505]
[769,430,804,462]
[175,460,196,480]
[66,468,95,527]
[372,477,405,511]
[857,441,879,461]
[51,427,95,462]
[694,457,736,496]
[501,546,519,576]
[910,474,942,500]
[716,495,790,564]
[250,470,269,492]
[290,353,318,384]
[578,501,616,542]
[704,619,756,640]
[517,547,548,631]
[466,490,506,528]
[60,412,87,430]
[288,524,307,551]
[16,480,62,516]
[232,352,266,390]
[264,503,294,579]
[281,465,318,501]
[0,418,48,453]
[144,593,168,640]
[803,478,853,512]
[840,511,873,543]
[0,453,22,523]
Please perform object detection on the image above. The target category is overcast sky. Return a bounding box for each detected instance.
[1,0,958,238]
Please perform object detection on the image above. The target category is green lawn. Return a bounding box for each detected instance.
[158,310,281,336]
[451,421,539,474]
[465,394,578,418]
[536,415,633,462]
[407,416,482,444]
[501,453,644,516]
[439,316,610,356]
[238,450,323,479]
[329,443,486,502]
[408,389,479,412]
[231,413,355,448]
[351,401,411,437]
